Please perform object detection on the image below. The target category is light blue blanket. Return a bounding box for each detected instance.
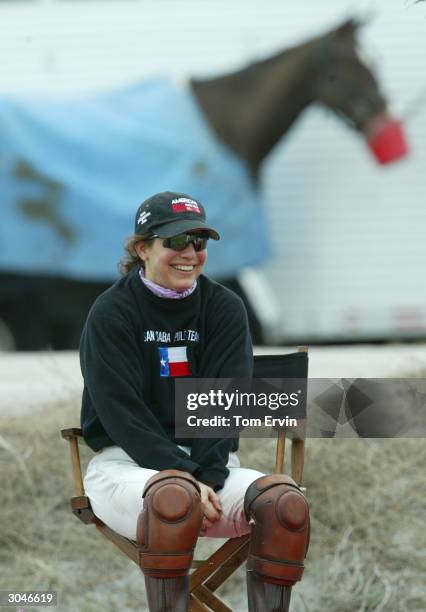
[0,78,270,280]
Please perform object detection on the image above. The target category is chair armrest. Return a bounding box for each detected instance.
[61,426,85,497]
[61,427,83,439]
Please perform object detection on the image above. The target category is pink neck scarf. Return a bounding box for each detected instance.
[139,267,197,299]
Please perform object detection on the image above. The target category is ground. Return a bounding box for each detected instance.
[1,345,425,611]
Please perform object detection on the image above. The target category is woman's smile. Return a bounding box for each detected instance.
[171,264,196,272]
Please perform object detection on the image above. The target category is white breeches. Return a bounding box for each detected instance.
[84,446,264,541]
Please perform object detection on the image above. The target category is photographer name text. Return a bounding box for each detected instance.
[186,414,298,427]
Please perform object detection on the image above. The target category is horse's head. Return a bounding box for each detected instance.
[314,18,408,164]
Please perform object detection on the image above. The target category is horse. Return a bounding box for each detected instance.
[0,18,407,349]
[192,18,404,178]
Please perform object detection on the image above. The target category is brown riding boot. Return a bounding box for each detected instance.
[136,470,203,612]
[144,575,189,612]
[247,572,292,612]
[244,474,310,612]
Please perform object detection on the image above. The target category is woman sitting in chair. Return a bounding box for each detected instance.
[80,191,309,612]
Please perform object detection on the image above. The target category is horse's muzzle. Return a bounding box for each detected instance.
[365,113,408,165]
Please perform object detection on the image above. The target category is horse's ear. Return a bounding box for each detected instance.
[333,17,364,40]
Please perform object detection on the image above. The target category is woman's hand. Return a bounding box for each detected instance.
[197,481,222,533]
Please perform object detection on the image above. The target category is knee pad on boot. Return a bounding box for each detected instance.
[244,474,310,586]
[136,470,203,578]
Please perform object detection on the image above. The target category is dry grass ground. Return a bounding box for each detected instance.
[1,395,425,612]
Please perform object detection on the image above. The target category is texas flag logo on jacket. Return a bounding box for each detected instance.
[159,346,192,377]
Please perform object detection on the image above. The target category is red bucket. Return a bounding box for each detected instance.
[367,119,408,165]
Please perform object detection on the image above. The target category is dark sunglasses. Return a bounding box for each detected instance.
[152,232,209,252]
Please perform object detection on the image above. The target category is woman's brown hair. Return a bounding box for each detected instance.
[118,234,154,276]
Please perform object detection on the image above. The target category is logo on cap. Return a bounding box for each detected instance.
[171,197,201,214]
[137,211,152,225]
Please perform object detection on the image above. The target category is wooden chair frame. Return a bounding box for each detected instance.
[61,347,308,611]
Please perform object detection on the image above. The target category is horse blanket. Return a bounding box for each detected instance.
[0,78,269,280]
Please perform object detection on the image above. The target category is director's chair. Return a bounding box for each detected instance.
[61,347,308,611]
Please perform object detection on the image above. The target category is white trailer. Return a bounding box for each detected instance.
[1,0,425,342]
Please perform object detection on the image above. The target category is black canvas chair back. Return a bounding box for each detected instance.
[253,351,308,379]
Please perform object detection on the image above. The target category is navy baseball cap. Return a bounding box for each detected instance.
[134,191,220,240]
